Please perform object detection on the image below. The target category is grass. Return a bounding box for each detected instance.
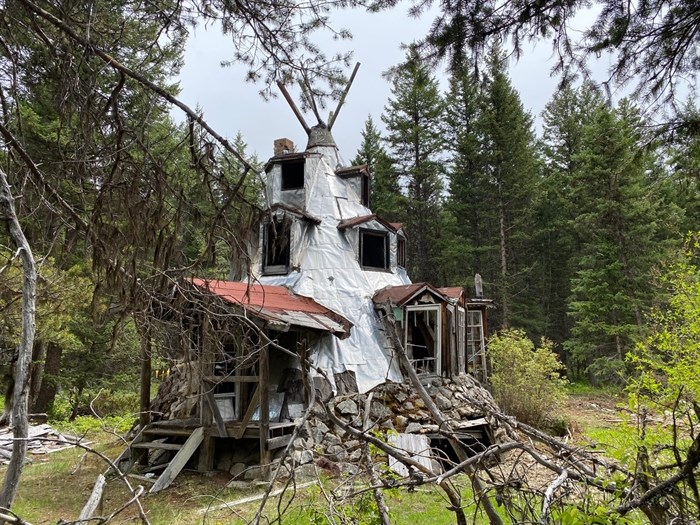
[6,437,492,525]
[3,381,660,524]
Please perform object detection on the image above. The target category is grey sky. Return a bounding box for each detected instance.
[176,5,594,164]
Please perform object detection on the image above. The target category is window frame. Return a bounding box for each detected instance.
[280,159,305,191]
[262,217,292,275]
[397,236,406,268]
[359,228,390,271]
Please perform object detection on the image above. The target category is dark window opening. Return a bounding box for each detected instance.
[281,160,305,190]
[397,237,406,267]
[263,218,291,274]
[360,229,389,270]
[361,174,370,207]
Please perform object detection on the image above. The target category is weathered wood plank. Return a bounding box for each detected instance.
[234,387,260,440]
[77,473,105,523]
[203,375,259,383]
[267,434,292,450]
[132,442,183,451]
[205,391,227,438]
[259,346,271,479]
[150,426,204,494]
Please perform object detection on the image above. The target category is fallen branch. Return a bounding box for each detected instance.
[541,469,568,525]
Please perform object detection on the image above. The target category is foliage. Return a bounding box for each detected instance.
[584,357,627,387]
[352,116,405,221]
[488,329,568,429]
[564,101,676,373]
[623,233,700,522]
[374,0,700,108]
[628,233,700,407]
[382,48,446,283]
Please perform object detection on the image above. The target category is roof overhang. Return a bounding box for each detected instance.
[373,282,450,308]
[337,214,400,233]
[190,278,352,338]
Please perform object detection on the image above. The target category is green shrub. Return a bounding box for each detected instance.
[488,329,568,429]
[53,414,135,436]
[585,357,627,387]
[88,390,139,417]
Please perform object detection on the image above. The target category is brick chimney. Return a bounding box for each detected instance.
[274,138,294,156]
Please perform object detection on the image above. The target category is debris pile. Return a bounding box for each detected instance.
[0,423,84,464]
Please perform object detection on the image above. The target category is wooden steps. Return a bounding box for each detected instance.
[116,423,204,493]
[131,442,183,451]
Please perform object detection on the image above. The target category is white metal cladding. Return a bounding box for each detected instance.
[254,142,410,393]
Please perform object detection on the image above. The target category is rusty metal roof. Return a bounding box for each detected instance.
[438,287,464,300]
[372,283,449,307]
[191,278,352,338]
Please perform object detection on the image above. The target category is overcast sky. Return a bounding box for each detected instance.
[176,5,600,164]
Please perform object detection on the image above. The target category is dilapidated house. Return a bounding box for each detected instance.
[121,91,494,491]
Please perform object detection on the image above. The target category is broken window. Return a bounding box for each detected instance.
[263,217,291,275]
[404,305,441,375]
[360,229,389,270]
[281,159,305,190]
[397,236,406,268]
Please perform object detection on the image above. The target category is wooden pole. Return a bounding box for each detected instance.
[328,62,361,131]
[139,325,152,429]
[259,345,270,479]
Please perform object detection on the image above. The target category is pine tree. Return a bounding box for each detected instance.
[477,47,538,330]
[382,50,445,282]
[666,100,700,233]
[535,83,604,346]
[564,101,670,374]
[352,116,404,221]
[442,61,485,289]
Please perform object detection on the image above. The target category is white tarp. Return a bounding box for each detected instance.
[253,140,410,393]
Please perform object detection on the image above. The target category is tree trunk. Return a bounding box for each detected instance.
[0,168,37,513]
[28,339,46,411]
[31,342,63,414]
[498,184,509,328]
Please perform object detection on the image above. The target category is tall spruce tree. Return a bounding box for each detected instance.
[666,100,700,233]
[564,101,670,374]
[477,47,538,330]
[536,83,605,347]
[382,50,445,282]
[352,116,404,221]
[443,61,485,290]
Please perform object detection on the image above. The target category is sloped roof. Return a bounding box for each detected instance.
[337,214,400,232]
[438,287,464,300]
[372,282,449,307]
[335,164,370,178]
[191,278,352,338]
[267,203,321,225]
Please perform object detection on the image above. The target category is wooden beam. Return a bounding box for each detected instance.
[328,62,361,131]
[276,81,311,134]
[150,426,204,493]
[267,434,292,450]
[203,375,259,383]
[139,329,152,429]
[77,474,105,524]
[205,390,227,438]
[259,346,271,479]
[234,386,260,440]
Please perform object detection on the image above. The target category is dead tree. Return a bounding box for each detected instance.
[0,169,37,513]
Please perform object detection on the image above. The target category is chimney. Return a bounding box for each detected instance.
[274,138,294,156]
